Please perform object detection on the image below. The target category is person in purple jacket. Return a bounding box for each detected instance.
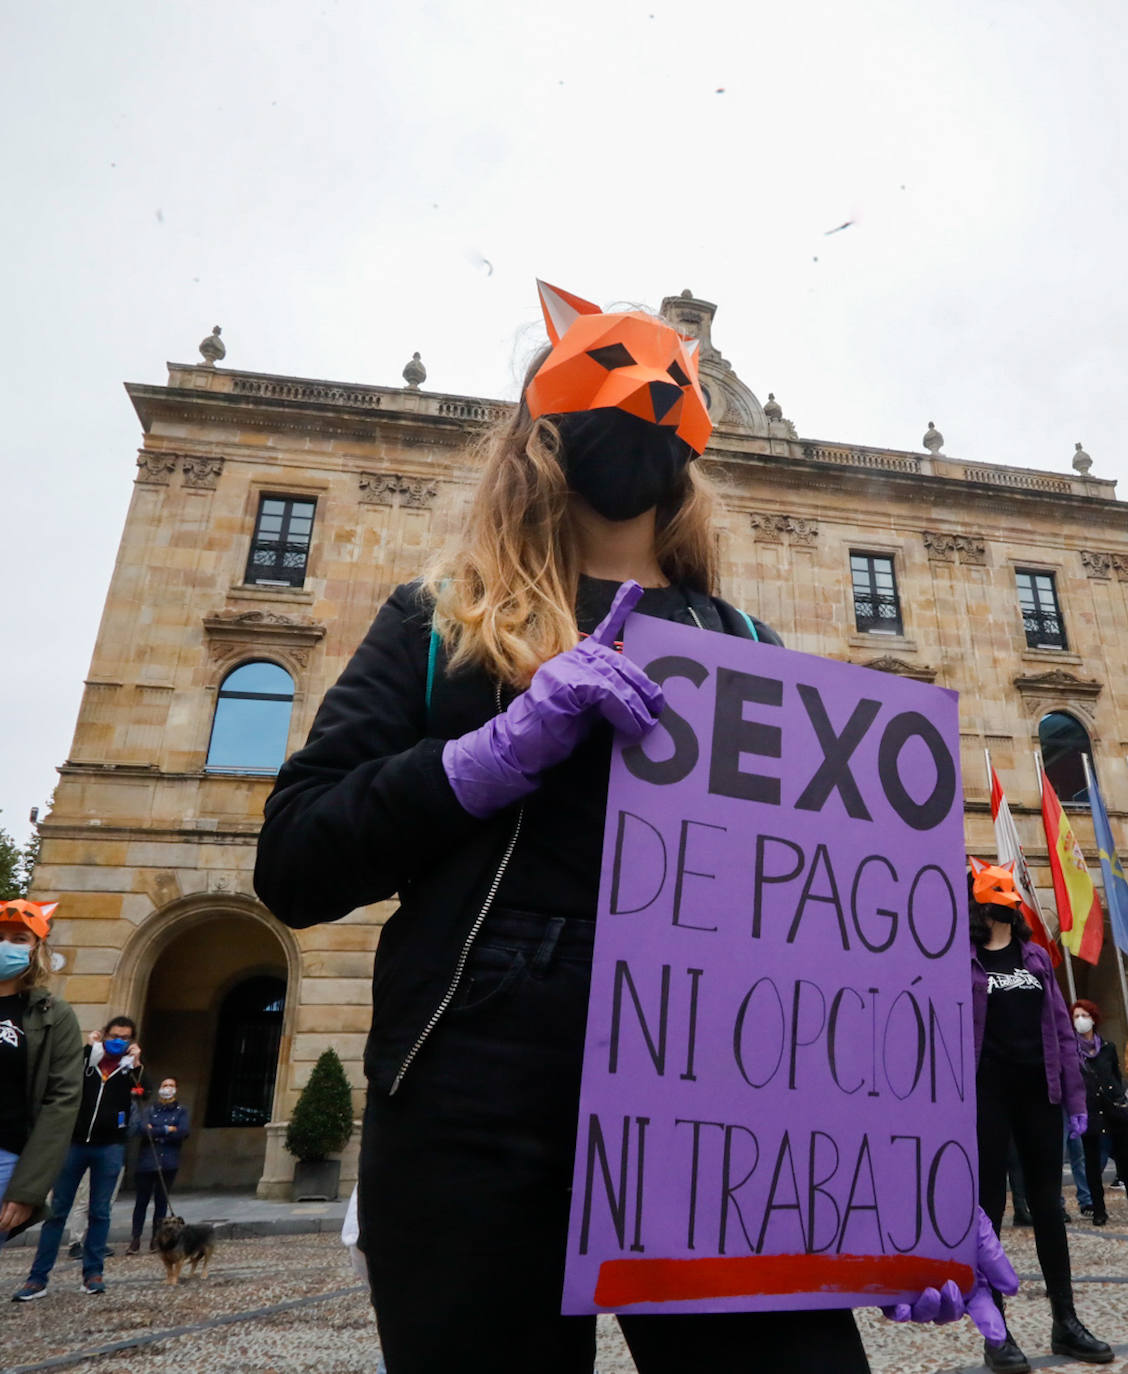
[970,858,1112,1370]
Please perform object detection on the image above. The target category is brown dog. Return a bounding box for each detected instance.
[154,1215,216,1285]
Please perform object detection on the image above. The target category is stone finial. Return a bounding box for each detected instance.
[1072,441,1093,475]
[922,420,944,454]
[198,325,225,367]
[402,351,427,389]
[763,392,782,422]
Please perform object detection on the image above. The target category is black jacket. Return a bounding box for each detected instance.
[131,1101,190,1172]
[76,1047,145,1145]
[255,580,779,1094]
[1080,1038,1125,1118]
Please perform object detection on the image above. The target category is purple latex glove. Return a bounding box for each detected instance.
[882,1208,1018,1345]
[1069,1112,1088,1139]
[442,580,664,818]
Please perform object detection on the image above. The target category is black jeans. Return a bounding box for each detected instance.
[1082,1111,1128,1220]
[131,1168,176,1238]
[359,908,869,1374]
[977,1056,1071,1305]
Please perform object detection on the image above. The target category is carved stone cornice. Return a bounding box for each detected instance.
[749,512,818,544]
[203,610,326,672]
[135,451,179,485]
[1012,668,1103,700]
[1080,549,1128,581]
[923,531,987,566]
[358,472,440,509]
[182,455,225,489]
[855,655,937,683]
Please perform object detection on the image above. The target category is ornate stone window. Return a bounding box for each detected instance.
[245,495,317,588]
[205,661,294,774]
[1016,569,1067,650]
[1039,711,1091,807]
[850,552,903,635]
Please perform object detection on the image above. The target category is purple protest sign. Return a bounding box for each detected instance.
[563,615,976,1316]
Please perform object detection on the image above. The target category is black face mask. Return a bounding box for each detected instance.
[554,409,693,522]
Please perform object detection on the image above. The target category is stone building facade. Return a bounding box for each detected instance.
[33,292,1128,1195]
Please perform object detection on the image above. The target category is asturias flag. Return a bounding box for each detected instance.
[1087,765,1128,956]
[1042,771,1104,964]
[990,764,1061,966]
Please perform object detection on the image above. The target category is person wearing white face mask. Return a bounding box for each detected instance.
[127,1076,189,1252]
[0,901,82,1253]
[1071,999,1128,1227]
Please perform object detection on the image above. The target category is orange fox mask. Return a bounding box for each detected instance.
[0,899,59,939]
[525,281,712,456]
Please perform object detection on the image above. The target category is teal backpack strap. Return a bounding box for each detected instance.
[737,609,760,641]
[426,620,441,717]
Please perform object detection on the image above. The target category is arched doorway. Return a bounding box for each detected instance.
[125,898,298,1191]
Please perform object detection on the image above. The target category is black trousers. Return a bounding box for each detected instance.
[360,908,869,1374]
[977,1056,1071,1305]
[131,1168,176,1238]
[1082,1111,1128,1220]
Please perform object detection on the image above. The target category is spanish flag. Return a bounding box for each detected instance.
[1041,772,1104,964]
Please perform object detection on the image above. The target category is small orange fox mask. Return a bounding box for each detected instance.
[525,281,712,456]
[968,857,1022,910]
[0,899,59,939]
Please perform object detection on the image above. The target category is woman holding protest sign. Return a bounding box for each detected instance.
[257,282,1015,1374]
[970,859,1113,1369]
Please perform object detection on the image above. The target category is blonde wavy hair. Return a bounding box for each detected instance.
[22,938,54,990]
[425,347,721,687]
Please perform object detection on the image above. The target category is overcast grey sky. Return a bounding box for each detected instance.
[3,0,1126,846]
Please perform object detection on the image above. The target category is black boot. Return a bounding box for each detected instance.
[1050,1299,1114,1364]
[984,1330,1031,1372]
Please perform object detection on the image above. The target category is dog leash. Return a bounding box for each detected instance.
[146,1118,175,1211]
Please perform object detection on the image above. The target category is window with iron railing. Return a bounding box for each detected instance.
[245,495,316,588]
[850,552,903,635]
[1016,569,1067,650]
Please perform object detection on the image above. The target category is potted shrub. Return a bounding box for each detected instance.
[285,1048,354,1201]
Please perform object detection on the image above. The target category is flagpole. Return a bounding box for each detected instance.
[1081,751,1128,1025]
[1036,750,1077,1003]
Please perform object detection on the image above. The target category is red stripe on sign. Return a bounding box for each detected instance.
[593,1253,974,1309]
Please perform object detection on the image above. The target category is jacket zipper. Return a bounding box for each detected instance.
[85,1074,108,1143]
[389,683,522,1096]
[390,806,524,1095]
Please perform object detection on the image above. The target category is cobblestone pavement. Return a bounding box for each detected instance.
[5,1190,1128,1373]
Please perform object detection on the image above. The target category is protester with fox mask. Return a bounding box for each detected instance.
[0,901,81,1256]
[970,859,1112,1369]
[257,284,1012,1373]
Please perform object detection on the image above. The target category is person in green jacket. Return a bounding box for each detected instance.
[0,900,82,1250]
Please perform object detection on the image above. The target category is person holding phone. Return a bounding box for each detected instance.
[13,1015,146,1300]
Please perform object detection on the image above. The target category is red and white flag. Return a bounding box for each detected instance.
[989,761,1061,966]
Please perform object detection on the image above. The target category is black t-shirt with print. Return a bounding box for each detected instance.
[0,993,29,1155]
[980,937,1045,1066]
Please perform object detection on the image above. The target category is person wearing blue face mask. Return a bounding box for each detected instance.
[13,1012,146,1301]
[0,901,82,1256]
